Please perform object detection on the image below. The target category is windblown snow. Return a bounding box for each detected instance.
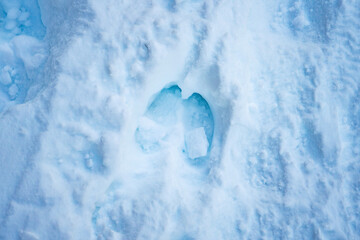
[0,0,359,239]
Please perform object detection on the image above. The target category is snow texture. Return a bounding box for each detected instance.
[0,0,360,239]
[185,127,209,159]
[135,84,213,164]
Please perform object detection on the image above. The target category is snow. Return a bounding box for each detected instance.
[185,127,209,159]
[12,35,46,71]
[0,67,12,85]
[0,0,360,239]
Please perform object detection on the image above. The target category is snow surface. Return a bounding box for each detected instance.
[185,127,208,159]
[0,0,359,239]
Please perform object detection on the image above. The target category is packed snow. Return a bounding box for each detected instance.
[185,127,208,159]
[0,0,359,239]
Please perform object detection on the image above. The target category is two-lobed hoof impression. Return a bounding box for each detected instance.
[135,85,214,163]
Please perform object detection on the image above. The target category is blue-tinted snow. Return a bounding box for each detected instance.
[0,0,360,239]
[0,0,47,113]
[136,84,213,164]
